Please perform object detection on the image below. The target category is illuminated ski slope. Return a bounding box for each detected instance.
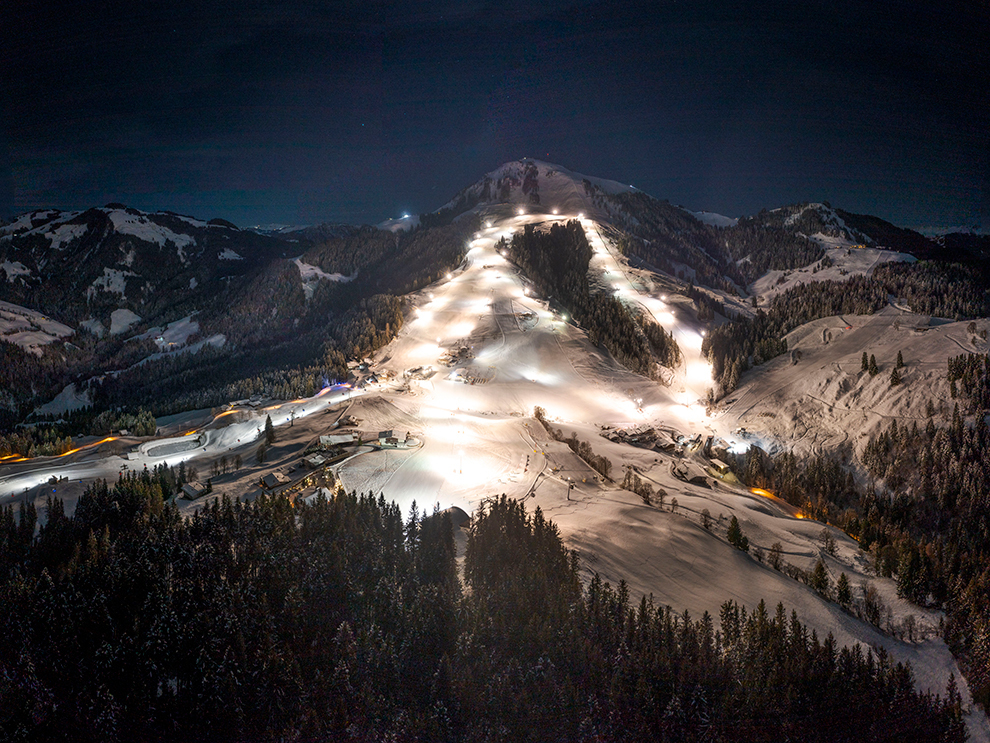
[2,205,986,738]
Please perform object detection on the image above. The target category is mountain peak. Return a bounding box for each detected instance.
[432,159,640,224]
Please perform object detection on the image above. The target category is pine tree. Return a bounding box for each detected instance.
[265,414,276,444]
[896,350,904,368]
[727,516,747,551]
[861,351,869,372]
[868,354,879,376]
[836,572,851,606]
[890,367,902,386]
[810,558,830,596]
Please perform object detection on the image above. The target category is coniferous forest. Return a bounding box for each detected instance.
[732,353,990,714]
[504,221,681,378]
[0,481,967,742]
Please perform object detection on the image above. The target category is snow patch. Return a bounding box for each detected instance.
[34,383,92,417]
[136,314,200,349]
[688,210,738,227]
[156,212,208,228]
[295,259,356,300]
[107,209,196,249]
[109,308,142,335]
[0,210,60,237]
[808,231,858,249]
[189,276,198,289]
[218,248,243,260]
[133,333,226,366]
[79,318,106,337]
[87,267,136,299]
[47,222,88,250]
[1,261,31,282]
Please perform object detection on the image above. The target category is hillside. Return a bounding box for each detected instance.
[2,160,989,739]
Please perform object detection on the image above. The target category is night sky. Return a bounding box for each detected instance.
[5,1,988,231]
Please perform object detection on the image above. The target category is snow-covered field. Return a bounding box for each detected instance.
[1,260,32,282]
[136,314,201,348]
[109,308,142,335]
[688,209,738,227]
[717,308,990,460]
[1,205,986,738]
[751,246,915,303]
[33,383,92,418]
[0,300,74,354]
[108,209,196,250]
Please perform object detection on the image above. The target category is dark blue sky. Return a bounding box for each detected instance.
[4,1,988,231]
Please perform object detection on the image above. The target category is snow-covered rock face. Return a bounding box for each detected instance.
[438,159,638,221]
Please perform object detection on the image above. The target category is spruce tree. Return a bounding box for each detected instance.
[810,558,830,596]
[265,414,276,444]
[868,354,879,376]
[836,572,851,606]
[727,516,744,550]
[890,367,902,386]
[896,350,904,368]
[861,351,869,371]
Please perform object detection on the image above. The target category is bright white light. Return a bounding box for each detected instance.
[701,330,707,337]
[403,214,410,219]
[485,221,492,228]
[660,295,666,301]
[446,273,452,280]
[686,361,713,383]
[577,212,584,219]
[552,208,559,215]
[680,332,704,351]
[728,440,751,455]
[450,321,475,337]
[517,207,525,216]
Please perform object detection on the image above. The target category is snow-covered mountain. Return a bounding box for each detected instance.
[0,160,942,418]
[436,158,635,218]
[0,205,293,327]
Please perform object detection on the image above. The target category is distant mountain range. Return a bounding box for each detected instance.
[0,158,978,425]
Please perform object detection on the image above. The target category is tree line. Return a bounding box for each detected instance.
[0,483,966,742]
[736,358,990,712]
